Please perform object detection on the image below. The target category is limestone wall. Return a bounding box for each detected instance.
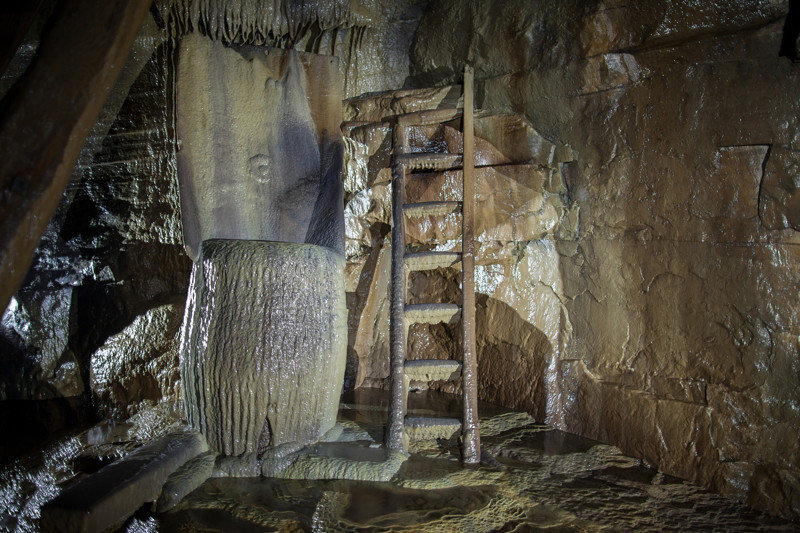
[401,0,800,518]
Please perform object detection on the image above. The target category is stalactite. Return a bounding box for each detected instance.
[157,0,363,46]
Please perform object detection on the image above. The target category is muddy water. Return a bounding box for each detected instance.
[1,389,797,532]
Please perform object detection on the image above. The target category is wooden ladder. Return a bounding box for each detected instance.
[385,66,480,464]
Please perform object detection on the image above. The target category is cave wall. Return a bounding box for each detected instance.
[0,0,797,520]
[0,12,190,443]
[402,0,800,518]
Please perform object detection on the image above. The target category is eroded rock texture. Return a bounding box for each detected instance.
[383,0,799,519]
[181,240,346,457]
[0,13,190,441]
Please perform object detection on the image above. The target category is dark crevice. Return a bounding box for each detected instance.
[780,0,800,60]
[757,144,773,227]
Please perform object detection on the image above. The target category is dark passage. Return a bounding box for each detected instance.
[780,0,800,60]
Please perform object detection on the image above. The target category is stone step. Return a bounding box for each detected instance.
[405,416,462,440]
[403,201,462,217]
[405,251,461,271]
[404,359,462,382]
[405,303,461,325]
[395,152,462,171]
[397,108,462,127]
[41,431,208,533]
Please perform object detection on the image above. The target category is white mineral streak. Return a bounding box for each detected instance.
[176,34,342,260]
[181,240,347,458]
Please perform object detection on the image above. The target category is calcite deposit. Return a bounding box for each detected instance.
[176,36,347,462]
[176,35,344,259]
[181,240,346,459]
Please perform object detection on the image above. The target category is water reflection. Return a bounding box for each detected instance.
[2,389,797,532]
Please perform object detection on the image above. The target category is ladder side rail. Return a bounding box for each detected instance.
[461,65,481,464]
[386,123,409,453]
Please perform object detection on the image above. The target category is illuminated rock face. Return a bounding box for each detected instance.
[181,240,346,456]
[342,102,575,423]
[176,36,346,458]
[340,0,799,519]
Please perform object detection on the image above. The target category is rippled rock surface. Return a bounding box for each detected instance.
[181,240,347,458]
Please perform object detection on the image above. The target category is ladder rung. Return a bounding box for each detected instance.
[394,153,462,171]
[403,201,462,217]
[397,108,462,127]
[404,359,461,381]
[405,416,462,440]
[340,120,375,135]
[405,303,461,324]
[404,251,461,271]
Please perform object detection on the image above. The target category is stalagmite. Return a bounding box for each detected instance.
[176,33,347,468]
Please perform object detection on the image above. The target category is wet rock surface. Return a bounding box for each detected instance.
[181,240,347,458]
[342,0,800,519]
[120,391,796,531]
[0,13,189,457]
[0,0,797,523]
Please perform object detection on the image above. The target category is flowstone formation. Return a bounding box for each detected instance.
[176,34,347,468]
[176,33,344,259]
[181,241,346,463]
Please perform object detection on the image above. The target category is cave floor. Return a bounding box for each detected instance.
[141,389,794,532]
[1,389,797,532]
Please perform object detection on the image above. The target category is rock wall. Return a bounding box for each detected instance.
[181,240,347,457]
[398,0,800,519]
[0,11,190,442]
[341,101,576,428]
